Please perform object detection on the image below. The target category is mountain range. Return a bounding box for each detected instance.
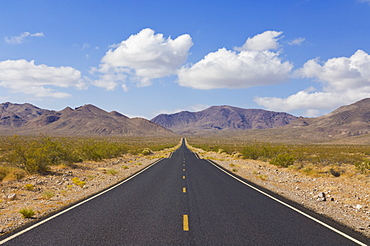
[0,102,175,137]
[151,106,297,134]
[2,98,370,143]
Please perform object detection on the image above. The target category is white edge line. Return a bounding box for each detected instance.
[206,160,368,246]
[0,158,163,245]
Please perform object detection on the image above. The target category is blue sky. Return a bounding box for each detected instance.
[1,0,370,119]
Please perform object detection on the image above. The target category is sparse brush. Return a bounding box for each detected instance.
[72,177,86,187]
[19,208,35,218]
[24,184,35,191]
[257,175,268,181]
[107,169,118,175]
[355,160,370,174]
[141,149,152,156]
[232,168,238,172]
[270,153,295,167]
[42,191,55,199]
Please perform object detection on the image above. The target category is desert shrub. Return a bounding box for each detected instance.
[141,148,152,156]
[72,177,86,187]
[257,175,268,181]
[19,208,35,218]
[42,191,55,199]
[270,153,295,167]
[355,160,370,174]
[217,149,226,154]
[0,166,26,181]
[77,139,127,161]
[241,143,286,160]
[107,169,118,175]
[242,145,261,160]
[1,136,80,174]
[24,184,35,190]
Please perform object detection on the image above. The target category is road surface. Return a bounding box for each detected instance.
[1,139,368,245]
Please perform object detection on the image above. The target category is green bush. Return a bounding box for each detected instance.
[141,148,152,156]
[107,169,118,175]
[72,177,86,187]
[42,191,55,199]
[270,153,295,167]
[19,208,35,218]
[24,184,35,191]
[355,160,370,174]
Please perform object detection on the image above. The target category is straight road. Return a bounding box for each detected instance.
[1,139,368,245]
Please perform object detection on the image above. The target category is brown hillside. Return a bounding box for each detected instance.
[0,103,176,137]
[151,105,297,134]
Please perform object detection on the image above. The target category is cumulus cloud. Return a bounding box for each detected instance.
[177,31,292,90]
[0,59,87,98]
[5,32,44,44]
[154,104,210,116]
[91,28,193,90]
[255,50,370,116]
[235,31,283,51]
[288,37,305,46]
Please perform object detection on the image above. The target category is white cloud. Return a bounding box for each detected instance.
[153,104,210,117]
[235,31,283,51]
[5,32,44,44]
[177,31,292,90]
[82,42,90,49]
[255,50,370,116]
[91,28,193,90]
[0,59,87,98]
[288,37,305,46]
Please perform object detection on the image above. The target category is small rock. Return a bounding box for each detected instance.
[317,192,326,202]
[5,193,17,201]
[355,204,363,210]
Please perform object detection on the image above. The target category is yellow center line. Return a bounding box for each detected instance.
[183,187,186,193]
[183,176,186,179]
[183,168,185,171]
[183,215,189,231]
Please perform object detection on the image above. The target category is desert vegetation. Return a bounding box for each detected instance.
[187,137,370,176]
[0,135,179,181]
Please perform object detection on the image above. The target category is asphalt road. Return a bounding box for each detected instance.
[1,139,368,245]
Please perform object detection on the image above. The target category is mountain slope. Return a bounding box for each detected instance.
[295,98,370,137]
[0,102,52,128]
[0,103,175,137]
[220,98,370,144]
[151,105,297,134]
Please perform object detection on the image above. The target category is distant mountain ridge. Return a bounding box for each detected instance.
[286,98,370,137]
[3,98,370,142]
[151,105,298,134]
[0,102,175,137]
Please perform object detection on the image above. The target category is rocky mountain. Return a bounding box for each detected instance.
[287,98,370,137]
[0,102,52,128]
[151,105,297,134]
[220,98,370,144]
[0,102,175,137]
